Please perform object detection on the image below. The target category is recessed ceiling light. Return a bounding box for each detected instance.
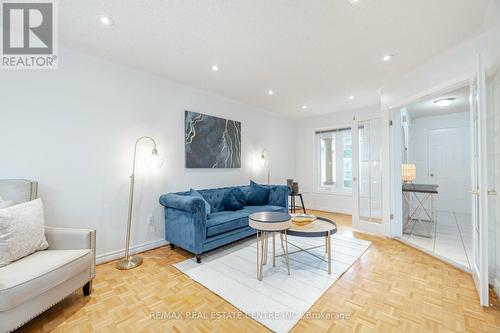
[268,90,274,95]
[349,95,355,100]
[97,15,114,26]
[302,105,308,110]
[383,54,394,62]
[211,65,219,72]
[434,97,456,108]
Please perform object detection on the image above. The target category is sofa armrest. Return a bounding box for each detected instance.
[44,226,96,279]
[159,193,206,214]
[267,185,289,210]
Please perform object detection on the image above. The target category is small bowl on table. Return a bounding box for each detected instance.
[290,214,317,226]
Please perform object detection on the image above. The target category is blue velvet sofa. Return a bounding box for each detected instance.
[159,184,288,262]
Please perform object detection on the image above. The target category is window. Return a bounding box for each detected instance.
[316,128,352,192]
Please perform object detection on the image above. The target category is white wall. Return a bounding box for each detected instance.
[0,48,295,262]
[408,112,471,213]
[294,106,380,214]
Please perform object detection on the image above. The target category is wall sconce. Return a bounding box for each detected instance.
[260,149,270,185]
[401,163,416,183]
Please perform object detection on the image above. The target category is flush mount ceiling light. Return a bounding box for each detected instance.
[97,15,114,26]
[349,95,355,100]
[211,65,219,72]
[349,0,361,4]
[434,97,456,108]
[383,54,394,62]
[301,105,308,110]
[268,90,274,95]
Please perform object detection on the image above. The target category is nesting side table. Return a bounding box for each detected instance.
[249,212,291,281]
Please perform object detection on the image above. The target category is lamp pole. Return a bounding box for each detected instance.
[116,136,158,270]
[261,149,270,185]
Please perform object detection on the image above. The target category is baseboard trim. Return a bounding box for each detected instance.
[306,204,352,215]
[96,239,169,264]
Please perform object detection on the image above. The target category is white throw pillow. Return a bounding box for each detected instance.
[0,198,49,267]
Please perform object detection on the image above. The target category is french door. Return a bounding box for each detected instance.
[470,54,489,306]
[352,117,389,234]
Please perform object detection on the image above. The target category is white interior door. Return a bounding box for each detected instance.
[427,127,471,213]
[470,54,489,306]
[352,117,388,234]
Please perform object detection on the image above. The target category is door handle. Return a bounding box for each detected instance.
[488,190,497,196]
[352,177,358,181]
[429,173,434,177]
[469,190,480,195]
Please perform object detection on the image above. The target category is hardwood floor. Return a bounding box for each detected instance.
[17,210,500,332]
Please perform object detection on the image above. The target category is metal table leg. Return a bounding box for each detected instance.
[284,230,290,275]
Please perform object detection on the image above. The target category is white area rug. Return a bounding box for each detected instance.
[175,233,371,333]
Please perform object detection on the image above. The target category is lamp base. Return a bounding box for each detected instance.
[115,255,143,270]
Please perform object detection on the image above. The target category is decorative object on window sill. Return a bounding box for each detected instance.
[401,163,416,183]
[116,136,162,270]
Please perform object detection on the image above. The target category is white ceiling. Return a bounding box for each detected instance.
[59,0,490,118]
[405,85,470,119]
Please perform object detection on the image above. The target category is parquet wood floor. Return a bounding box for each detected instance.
[16,210,500,332]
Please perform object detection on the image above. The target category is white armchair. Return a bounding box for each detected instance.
[0,180,96,333]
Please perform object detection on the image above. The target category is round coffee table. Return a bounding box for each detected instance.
[281,215,337,274]
[249,212,291,281]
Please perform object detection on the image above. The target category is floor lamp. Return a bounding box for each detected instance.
[116,136,161,270]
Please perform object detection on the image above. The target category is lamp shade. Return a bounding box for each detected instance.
[401,163,416,182]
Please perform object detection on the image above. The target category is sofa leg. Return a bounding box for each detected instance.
[196,255,202,264]
[170,243,176,250]
[83,281,92,296]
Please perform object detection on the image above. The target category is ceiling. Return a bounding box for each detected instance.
[59,0,490,118]
[405,85,470,119]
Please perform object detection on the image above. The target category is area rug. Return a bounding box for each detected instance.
[174,233,371,333]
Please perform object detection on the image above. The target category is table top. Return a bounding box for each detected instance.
[286,216,337,237]
[249,212,291,223]
[402,183,439,194]
[289,192,304,196]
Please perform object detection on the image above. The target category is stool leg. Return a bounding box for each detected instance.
[300,194,306,214]
[280,232,284,249]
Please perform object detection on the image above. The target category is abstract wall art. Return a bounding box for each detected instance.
[185,111,241,168]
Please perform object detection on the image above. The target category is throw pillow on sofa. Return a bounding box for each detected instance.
[221,187,246,211]
[246,180,270,206]
[189,189,211,216]
[0,198,49,267]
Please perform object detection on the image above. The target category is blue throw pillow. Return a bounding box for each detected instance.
[190,189,211,216]
[246,181,270,206]
[221,188,246,211]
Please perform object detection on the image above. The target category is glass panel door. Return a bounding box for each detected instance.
[358,118,383,223]
[352,117,386,234]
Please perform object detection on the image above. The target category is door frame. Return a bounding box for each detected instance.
[388,75,471,238]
